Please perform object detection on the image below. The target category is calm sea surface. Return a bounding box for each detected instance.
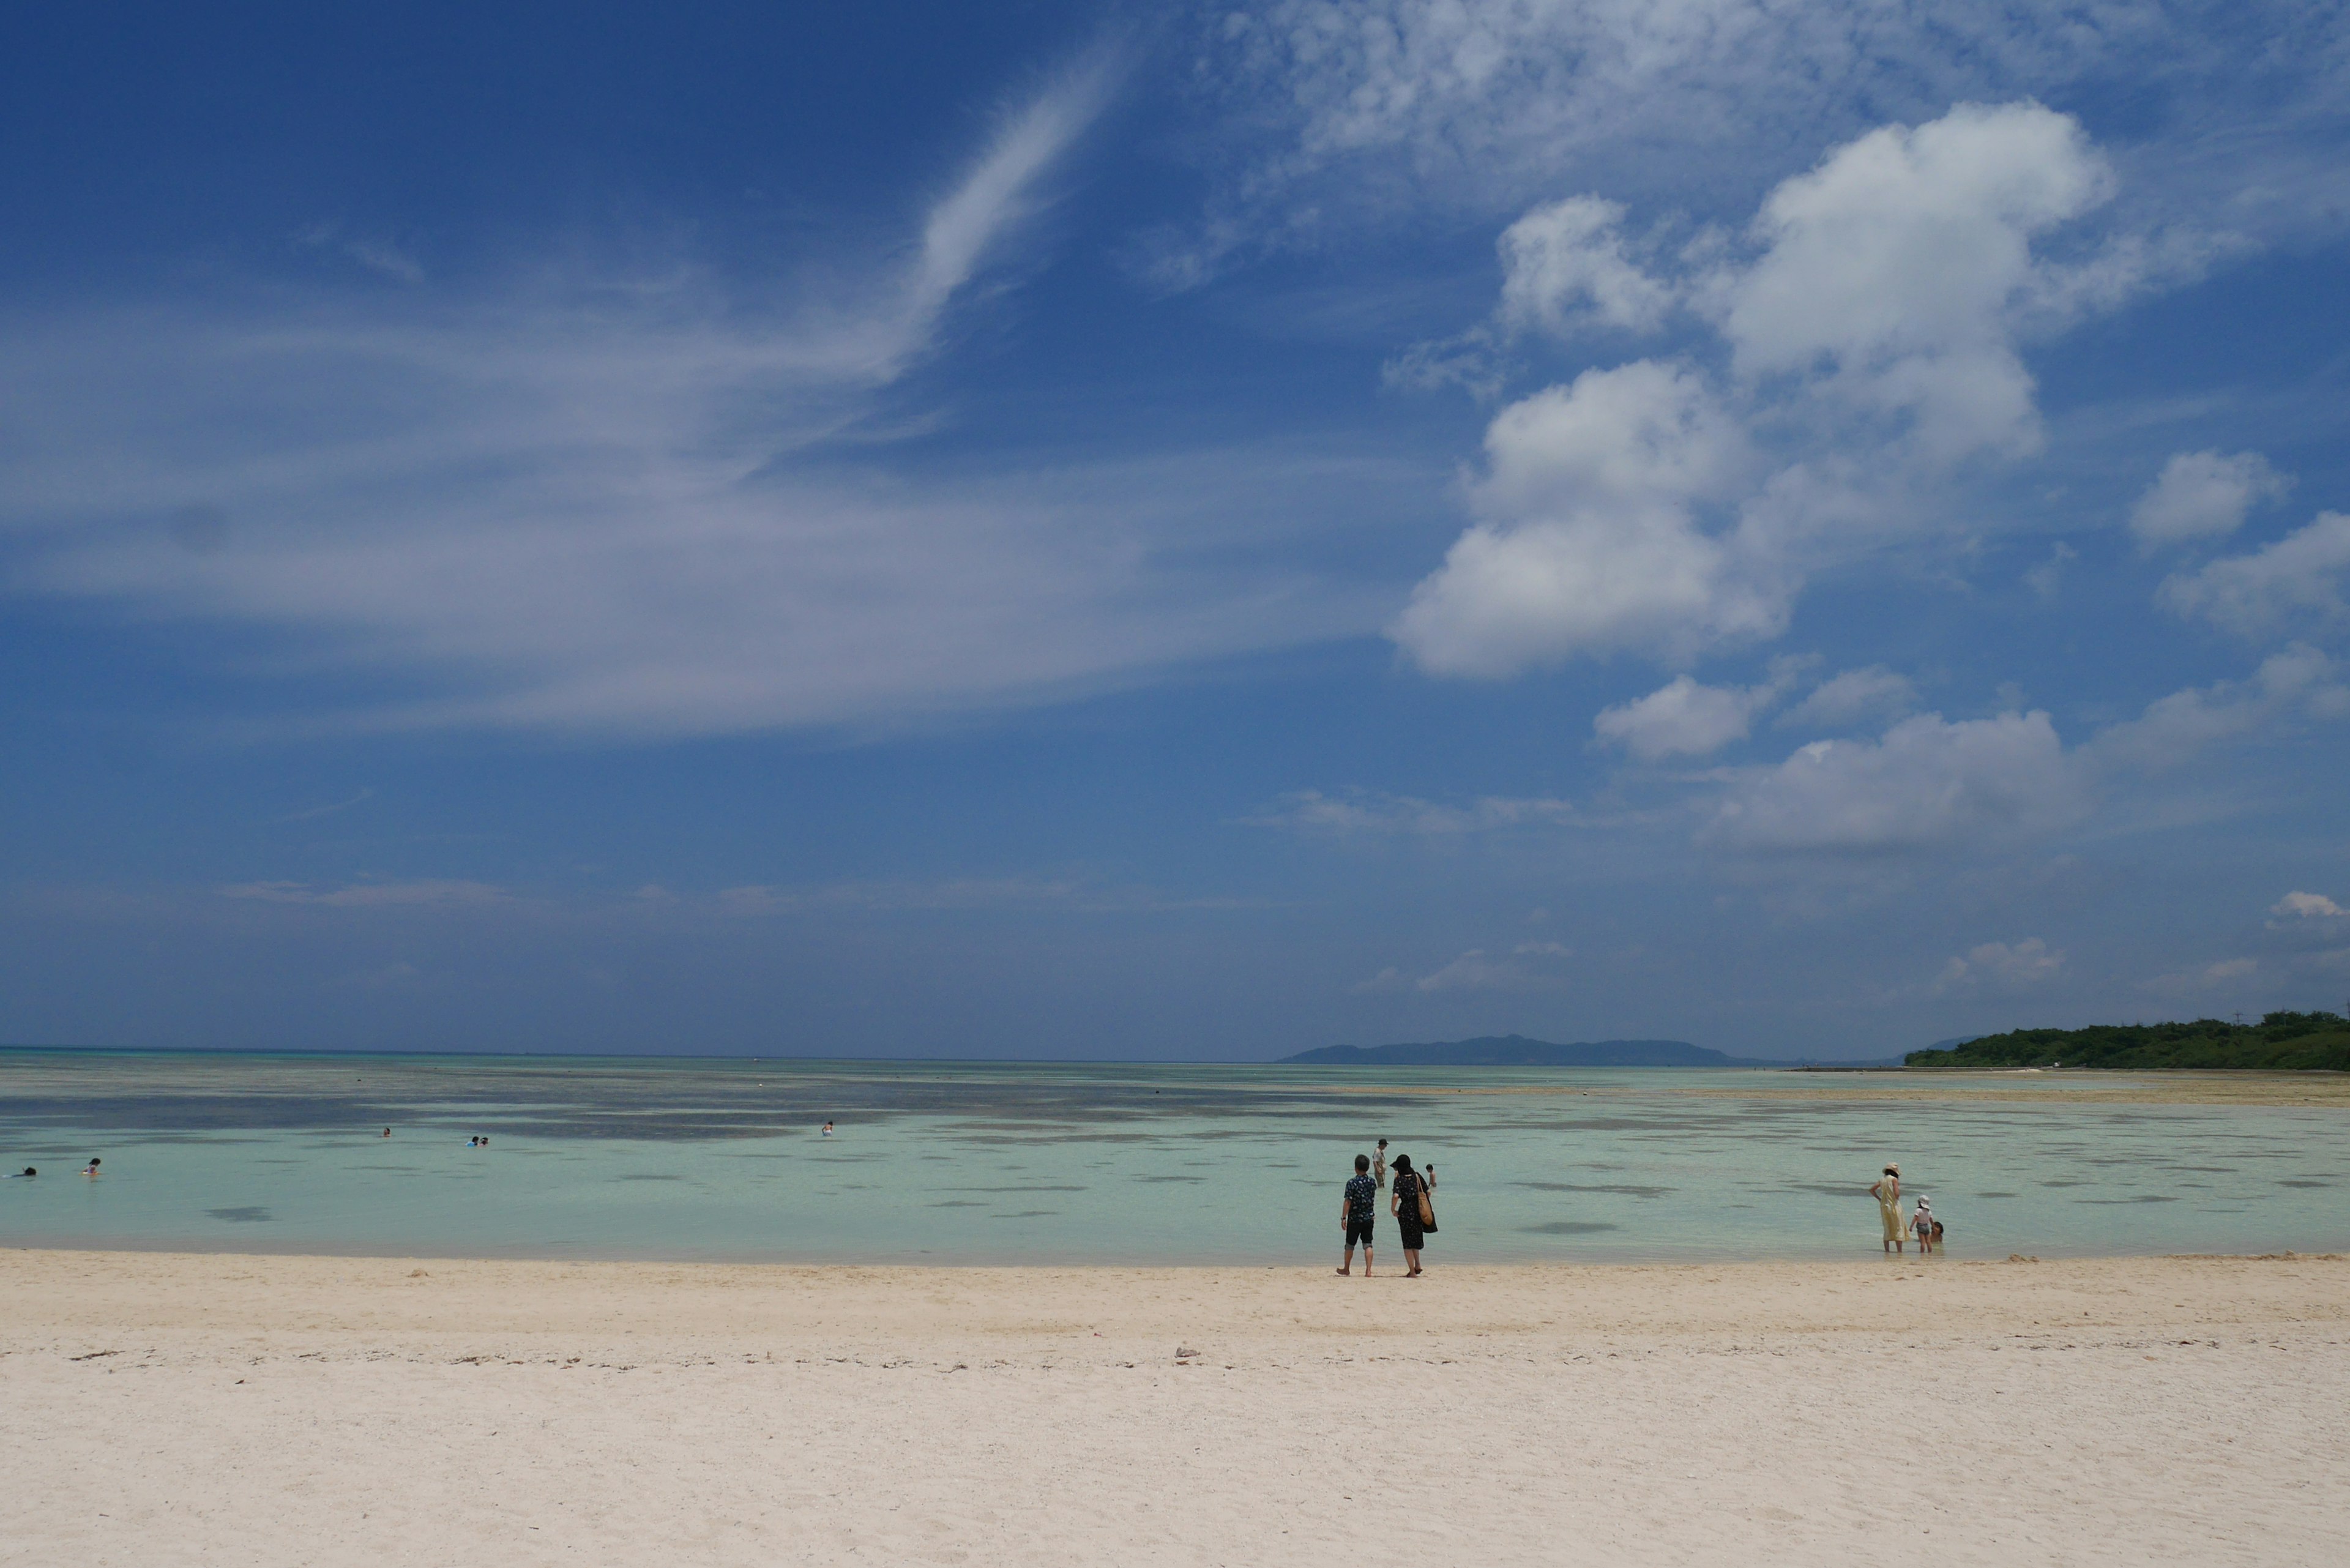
[3,1051,2344,1264]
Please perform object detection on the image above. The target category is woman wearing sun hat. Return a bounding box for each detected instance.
[1869,1164,1906,1253]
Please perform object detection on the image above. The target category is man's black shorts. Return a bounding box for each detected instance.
[1346,1217,1375,1249]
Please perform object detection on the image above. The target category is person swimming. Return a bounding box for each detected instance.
[81,1157,100,1176]
[5,1167,34,1178]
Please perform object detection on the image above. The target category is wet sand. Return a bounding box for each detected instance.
[4,1247,2346,1566]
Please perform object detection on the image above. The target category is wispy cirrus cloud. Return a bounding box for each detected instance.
[1244,788,1580,834]
[1933,936,2065,995]
[218,879,510,908]
[1172,0,2343,283]
[0,53,1389,739]
[1354,940,1573,993]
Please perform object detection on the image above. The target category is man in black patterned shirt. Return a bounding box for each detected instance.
[1338,1153,1377,1275]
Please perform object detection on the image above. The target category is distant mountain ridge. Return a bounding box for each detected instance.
[1283,1034,1746,1067]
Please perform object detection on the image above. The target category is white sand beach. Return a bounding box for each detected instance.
[4,1249,2346,1566]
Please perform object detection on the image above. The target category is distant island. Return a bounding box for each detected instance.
[1906,1011,2349,1071]
[1283,1035,1759,1067]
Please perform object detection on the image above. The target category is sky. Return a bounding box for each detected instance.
[2,1,2348,1061]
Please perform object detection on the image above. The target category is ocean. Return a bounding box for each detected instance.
[3,1050,2344,1264]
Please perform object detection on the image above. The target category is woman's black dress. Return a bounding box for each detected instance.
[1394,1171,1427,1249]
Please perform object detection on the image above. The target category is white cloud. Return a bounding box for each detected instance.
[1,59,1394,737]
[1777,665,1917,730]
[1246,788,1577,834]
[2087,644,2350,771]
[1396,941,1575,993]
[1934,936,2065,993]
[274,788,376,824]
[218,879,510,908]
[2160,512,2350,639]
[1387,196,1676,390]
[1309,646,2344,864]
[1496,197,1676,337]
[1595,676,1758,761]
[1707,709,2085,853]
[2024,540,2076,601]
[2128,450,2290,550]
[1389,360,1785,674]
[1717,102,2111,463]
[698,876,1261,916]
[2272,892,2346,920]
[1594,664,1804,760]
[1201,2,2225,240]
[296,223,426,285]
[1392,103,2180,681]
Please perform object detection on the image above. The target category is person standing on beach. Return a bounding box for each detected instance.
[1870,1165,1905,1253]
[1338,1154,1376,1275]
[1390,1153,1430,1277]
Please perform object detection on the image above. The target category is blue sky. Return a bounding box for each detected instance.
[3,2,2347,1059]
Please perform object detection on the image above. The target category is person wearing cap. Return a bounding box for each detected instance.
[1911,1197,1939,1253]
[1869,1164,1906,1253]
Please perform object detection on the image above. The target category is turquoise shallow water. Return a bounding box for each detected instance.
[2,1051,2344,1264]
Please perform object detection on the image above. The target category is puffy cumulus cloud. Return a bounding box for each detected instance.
[1390,361,1786,674]
[1497,197,1676,337]
[1706,709,2085,853]
[1472,360,1751,518]
[2272,892,2346,920]
[1934,936,2065,994]
[1390,198,1676,389]
[1245,788,1578,834]
[1593,659,1806,760]
[1718,102,2110,463]
[1393,103,2174,682]
[2128,450,2291,550]
[1778,665,1917,730]
[1595,676,1762,760]
[1708,648,2344,859]
[2160,512,2350,640]
[2088,644,2350,771]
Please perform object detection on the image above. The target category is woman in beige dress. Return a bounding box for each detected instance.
[1869,1164,1905,1253]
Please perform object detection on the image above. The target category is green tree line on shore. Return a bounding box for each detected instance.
[1906,1010,2350,1070]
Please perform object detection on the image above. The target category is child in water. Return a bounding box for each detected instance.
[1911,1197,1938,1253]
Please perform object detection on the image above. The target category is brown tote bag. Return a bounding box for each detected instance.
[1416,1175,1436,1232]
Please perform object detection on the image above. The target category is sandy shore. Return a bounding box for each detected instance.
[5,1249,2346,1566]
